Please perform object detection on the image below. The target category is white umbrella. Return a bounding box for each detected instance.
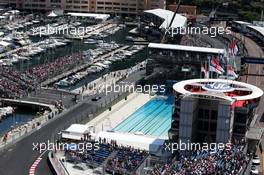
[47,11,57,17]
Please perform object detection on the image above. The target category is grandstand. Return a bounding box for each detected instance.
[61,136,249,174]
[64,139,149,175]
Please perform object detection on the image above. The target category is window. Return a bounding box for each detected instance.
[211,110,217,120]
[210,123,216,132]
[204,109,209,119]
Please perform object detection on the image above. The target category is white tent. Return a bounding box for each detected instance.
[144,9,187,29]
[97,131,165,153]
[47,11,58,17]
[62,124,89,140]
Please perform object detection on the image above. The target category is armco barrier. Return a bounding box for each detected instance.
[48,151,69,175]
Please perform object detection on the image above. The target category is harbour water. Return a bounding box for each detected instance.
[0,108,35,136]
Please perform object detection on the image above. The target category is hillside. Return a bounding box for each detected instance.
[167,0,264,21]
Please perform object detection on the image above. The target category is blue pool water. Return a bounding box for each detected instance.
[113,96,174,138]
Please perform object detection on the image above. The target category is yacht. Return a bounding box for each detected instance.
[89,65,104,72]
[97,40,104,44]
[84,38,97,44]
[32,20,40,24]
[103,60,112,65]
[124,50,133,57]
[0,106,14,120]
[108,56,118,62]
[0,59,13,66]
[94,62,109,69]
[56,75,79,87]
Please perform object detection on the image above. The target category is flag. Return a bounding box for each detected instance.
[234,44,239,55]
[211,58,224,72]
[219,54,227,65]
[228,41,239,56]
[201,63,209,78]
[209,64,223,74]
[227,65,238,78]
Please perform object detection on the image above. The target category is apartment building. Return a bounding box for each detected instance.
[3,0,165,15]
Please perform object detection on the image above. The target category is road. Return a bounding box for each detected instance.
[240,35,264,123]
[238,33,264,175]
[0,70,145,175]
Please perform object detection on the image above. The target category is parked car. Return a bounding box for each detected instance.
[252,155,260,165]
[250,165,259,175]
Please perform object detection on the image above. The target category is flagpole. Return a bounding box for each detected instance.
[200,62,202,79]
[208,56,211,79]
[206,60,209,80]
[200,62,202,91]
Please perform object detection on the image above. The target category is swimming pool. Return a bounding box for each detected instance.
[113,96,174,138]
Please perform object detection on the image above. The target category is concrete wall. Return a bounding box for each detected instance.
[216,101,234,143]
[178,96,197,143]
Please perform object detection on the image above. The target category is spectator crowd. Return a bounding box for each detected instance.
[0,67,35,98]
[148,143,248,175]
[0,52,84,98]
[27,52,83,82]
[64,138,148,175]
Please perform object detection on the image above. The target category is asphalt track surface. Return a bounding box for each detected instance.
[0,70,145,175]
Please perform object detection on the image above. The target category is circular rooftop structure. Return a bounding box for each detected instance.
[173,79,263,102]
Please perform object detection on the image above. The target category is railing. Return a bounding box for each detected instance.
[48,151,70,175]
[0,108,58,151]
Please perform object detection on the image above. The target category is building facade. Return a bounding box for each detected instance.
[167,4,197,17]
[2,0,165,15]
[170,79,263,144]
[146,43,224,76]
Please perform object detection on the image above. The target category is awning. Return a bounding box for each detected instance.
[144,8,187,29]
[62,124,89,140]
[97,131,165,152]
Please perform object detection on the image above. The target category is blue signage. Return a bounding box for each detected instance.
[203,82,234,92]
[241,57,264,65]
